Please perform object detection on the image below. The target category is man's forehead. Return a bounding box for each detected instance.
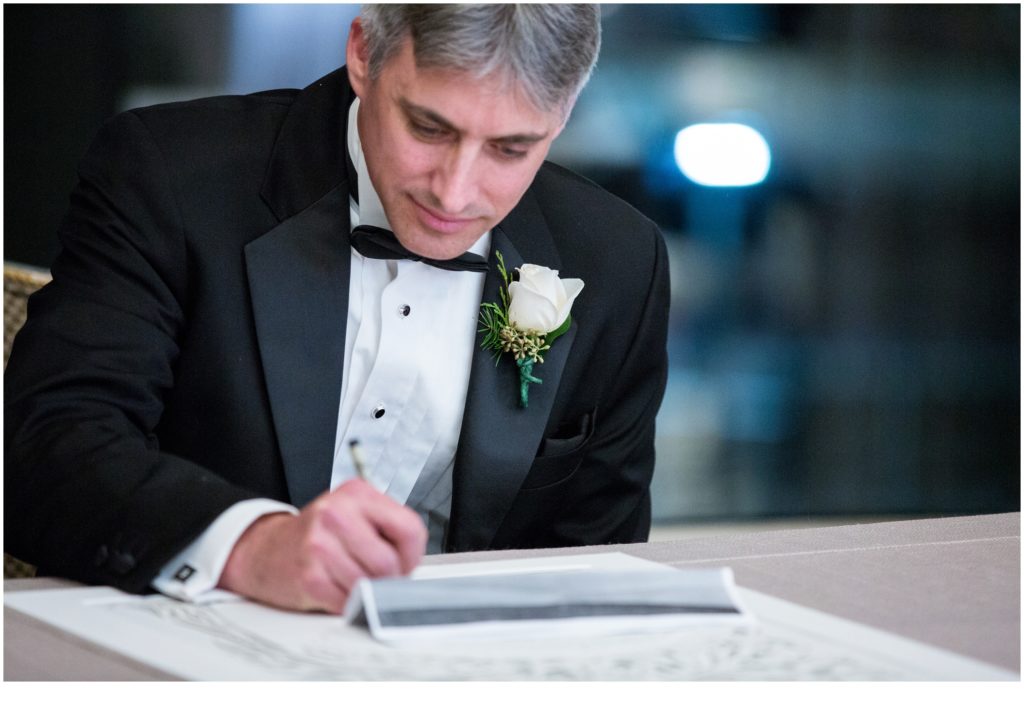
[380,37,567,135]
[398,97,554,143]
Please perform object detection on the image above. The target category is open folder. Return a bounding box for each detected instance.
[343,552,752,643]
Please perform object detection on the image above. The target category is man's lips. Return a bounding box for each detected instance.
[411,198,477,234]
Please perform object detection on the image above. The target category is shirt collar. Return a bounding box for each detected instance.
[347,97,388,231]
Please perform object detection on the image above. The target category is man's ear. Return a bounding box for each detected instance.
[346,17,370,97]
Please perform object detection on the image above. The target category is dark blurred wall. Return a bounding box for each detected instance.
[5,5,124,266]
[4,4,229,267]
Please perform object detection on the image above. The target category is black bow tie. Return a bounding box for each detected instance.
[350,224,489,273]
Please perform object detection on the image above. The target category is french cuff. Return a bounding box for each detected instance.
[152,498,298,604]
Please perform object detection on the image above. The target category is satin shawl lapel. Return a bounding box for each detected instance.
[448,189,578,552]
[245,184,351,508]
[246,67,354,507]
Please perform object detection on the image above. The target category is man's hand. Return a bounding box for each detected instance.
[218,480,427,613]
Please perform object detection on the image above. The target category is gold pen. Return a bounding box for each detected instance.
[348,439,368,481]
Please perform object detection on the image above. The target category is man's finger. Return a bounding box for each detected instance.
[304,526,367,608]
[317,496,405,578]
[363,501,428,574]
[349,483,428,573]
[328,480,428,574]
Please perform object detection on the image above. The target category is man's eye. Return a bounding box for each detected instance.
[495,145,528,160]
[411,122,444,139]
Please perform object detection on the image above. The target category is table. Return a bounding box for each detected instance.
[5,512,1019,680]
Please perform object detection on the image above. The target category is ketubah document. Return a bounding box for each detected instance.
[5,552,1017,680]
[345,553,750,643]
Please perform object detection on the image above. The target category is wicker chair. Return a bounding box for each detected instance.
[4,261,52,579]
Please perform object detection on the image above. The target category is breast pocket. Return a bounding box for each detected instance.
[520,407,597,491]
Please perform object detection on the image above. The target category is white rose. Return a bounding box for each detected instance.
[507,264,584,334]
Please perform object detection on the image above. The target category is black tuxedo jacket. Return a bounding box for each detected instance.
[5,68,669,592]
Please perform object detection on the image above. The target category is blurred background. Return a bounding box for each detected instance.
[4,4,1020,528]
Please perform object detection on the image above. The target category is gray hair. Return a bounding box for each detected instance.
[359,4,601,115]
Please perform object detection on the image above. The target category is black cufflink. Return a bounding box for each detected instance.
[174,564,196,582]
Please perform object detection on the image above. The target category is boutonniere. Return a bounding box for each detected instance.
[479,251,584,408]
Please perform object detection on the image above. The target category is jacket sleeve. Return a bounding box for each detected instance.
[4,112,262,592]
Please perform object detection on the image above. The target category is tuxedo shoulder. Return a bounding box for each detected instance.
[118,66,348,138]
[534,162,657,227]
[122,89,298,136]
[531,161,662,245]
[85,90,300,190]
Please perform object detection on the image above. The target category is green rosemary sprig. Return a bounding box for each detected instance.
[478,301,509,363]
[479,250,516,364]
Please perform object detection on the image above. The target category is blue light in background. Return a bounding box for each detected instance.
[227,4,359,95]
[674,123,771,187]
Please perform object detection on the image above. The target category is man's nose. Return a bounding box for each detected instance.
[431,147,479,214]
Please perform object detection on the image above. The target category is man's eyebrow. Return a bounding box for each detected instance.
[399,98,549,144]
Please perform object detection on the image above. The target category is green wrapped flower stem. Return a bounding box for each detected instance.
[516,357,543,408]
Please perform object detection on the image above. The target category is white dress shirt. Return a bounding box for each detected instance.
[153,98,489,602]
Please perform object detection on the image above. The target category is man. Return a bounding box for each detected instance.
[5,5,669,613]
